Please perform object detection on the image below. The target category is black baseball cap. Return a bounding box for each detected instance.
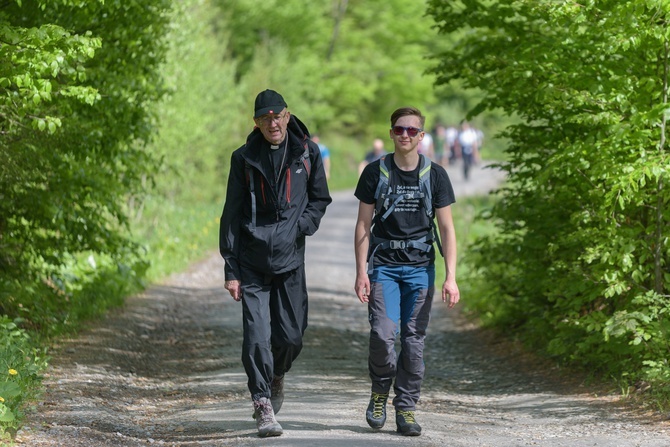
[254,89,287,118]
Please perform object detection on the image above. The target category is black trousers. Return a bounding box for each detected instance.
[240,264,308,400]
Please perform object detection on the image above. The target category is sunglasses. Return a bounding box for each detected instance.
[391,126,422,137]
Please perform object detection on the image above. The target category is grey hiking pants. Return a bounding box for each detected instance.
[240,265,308,401]
[368,264,434,410]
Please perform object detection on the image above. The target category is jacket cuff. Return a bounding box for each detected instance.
[224,258,241,281]
[298,218,315,236]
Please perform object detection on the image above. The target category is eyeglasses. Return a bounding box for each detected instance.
[256,112,287,125]
[391,126,422,137]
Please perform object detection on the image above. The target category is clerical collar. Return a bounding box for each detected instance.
[269,137,287,151]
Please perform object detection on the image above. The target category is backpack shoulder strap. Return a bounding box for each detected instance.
[373,154,391,201]
[300,141,312,178]
[418,154,444,256]
[418,154,433,218]
[244,159,257,229]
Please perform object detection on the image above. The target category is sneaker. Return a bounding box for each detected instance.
[396,409,421,436]
[270,375,284,414]
[252,397,283,437]
[365,392,389,429]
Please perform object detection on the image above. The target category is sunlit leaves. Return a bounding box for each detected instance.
[215,0,439,136]
[1,0,172,297]
[429,0,670,383]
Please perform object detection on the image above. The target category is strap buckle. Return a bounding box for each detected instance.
[389,240,406,250]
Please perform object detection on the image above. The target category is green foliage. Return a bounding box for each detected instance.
[129,0,243,283]
[0,0,173,312]
[132,198,220,282]
[434,195,501,289]
[214,0,440,138]
[148,0,244,206]
[429,0,670,394]
[0,316,49,439]
[316,132,371,190]
[0,0,173,434]
[3,252,147,337]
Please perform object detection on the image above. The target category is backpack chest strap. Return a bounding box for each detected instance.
[371,234,434,251]
[367,234,435,274]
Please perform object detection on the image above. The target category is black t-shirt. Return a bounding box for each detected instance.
[354,155,455,266]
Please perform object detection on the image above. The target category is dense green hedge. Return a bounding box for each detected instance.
[430,0,670,401]
[0,0,172,318]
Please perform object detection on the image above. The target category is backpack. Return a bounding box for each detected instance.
[368,153,443,273]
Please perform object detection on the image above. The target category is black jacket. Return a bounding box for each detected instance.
[219,115,331,279]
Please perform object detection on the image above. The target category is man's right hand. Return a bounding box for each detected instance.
[224,280,242,301]
[354,273,370,304]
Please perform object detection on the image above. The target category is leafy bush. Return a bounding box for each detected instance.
[2,251,147,338]
[429,0,670,404]
[0,317,48,441]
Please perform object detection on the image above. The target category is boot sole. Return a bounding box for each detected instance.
[366,417,386,429]
[396,426,421,436]
[258,427,283,438]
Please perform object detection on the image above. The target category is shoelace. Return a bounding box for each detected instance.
[371,392,388,418]
[255,401,275,424]
[259,411,275,425]
[398,410,416,424]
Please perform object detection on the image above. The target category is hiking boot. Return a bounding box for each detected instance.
[365,392,389,429]
[270,375,284,414]
[396,409,421,436]
[252,397,283,437]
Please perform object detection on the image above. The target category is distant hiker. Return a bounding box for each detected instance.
[354,106,460,437]
[219,89,331,437]
[358,138,388,175]
[312,133,331,180]
[445,124,459,165]
[457,120,481,181]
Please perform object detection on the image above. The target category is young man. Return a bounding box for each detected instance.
[354,106,460,436]
[220,89,331,437]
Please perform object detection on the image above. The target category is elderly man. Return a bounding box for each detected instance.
[219,89,331,437]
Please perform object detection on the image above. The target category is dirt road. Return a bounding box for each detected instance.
[15,163,670,446]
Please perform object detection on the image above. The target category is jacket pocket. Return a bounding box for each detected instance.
[242,219,300,273]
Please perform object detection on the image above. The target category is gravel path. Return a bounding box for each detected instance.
[14,163,670,446]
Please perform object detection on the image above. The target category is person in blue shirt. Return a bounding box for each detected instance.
[312,134,331,181]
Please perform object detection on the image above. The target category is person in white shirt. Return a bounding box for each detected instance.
[457,121,480,180]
